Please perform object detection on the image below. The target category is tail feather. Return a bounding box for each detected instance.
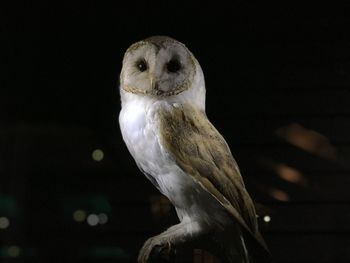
[224,227,250,263]
[221,224,271,263]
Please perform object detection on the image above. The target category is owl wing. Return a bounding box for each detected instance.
[158,104,269,253]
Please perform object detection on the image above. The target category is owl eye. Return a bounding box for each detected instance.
[166,59,181,73]
[136,59,148,72]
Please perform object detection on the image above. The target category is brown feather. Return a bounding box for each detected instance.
[158,104,269,253]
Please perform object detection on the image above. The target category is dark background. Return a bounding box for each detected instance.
[1,1,350,262]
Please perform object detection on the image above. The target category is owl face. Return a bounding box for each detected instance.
[120,36,197,97]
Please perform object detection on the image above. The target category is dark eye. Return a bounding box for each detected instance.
[136,59,148,72]
[166,59,181,73]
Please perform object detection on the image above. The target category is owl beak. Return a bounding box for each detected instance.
[151,80,159,90]
[150,77,162,95]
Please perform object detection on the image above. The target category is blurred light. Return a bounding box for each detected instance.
[275,164,307,185]
[263,215,271,223]
[0,217,10,229]
[73,210,86,222]
[269,189,290,202]
[149,195,171,218]
[276,123,337,161]
[92,149,104,162]
[0,196,19,218]
[87,214,99,226]
[98,213,108,224]
[250,181,290,203]
[261,159,307,186]
[194,249,220,262]
[8,246,20,258]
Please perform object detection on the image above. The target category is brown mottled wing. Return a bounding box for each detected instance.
[158,104,269,252]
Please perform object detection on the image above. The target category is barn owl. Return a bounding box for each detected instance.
[119,36,270,263]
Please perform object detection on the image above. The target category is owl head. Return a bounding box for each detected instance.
[120,36,206,110]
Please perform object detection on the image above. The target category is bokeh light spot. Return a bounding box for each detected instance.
[73,210,87,222]
[263,215,271,223]
[8,246,21,257]
[98,213,108,224]
[92,149,104,162]
[87,214,99,226]
[0,217,10,229]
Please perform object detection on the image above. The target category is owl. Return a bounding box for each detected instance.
[119,36,270,263]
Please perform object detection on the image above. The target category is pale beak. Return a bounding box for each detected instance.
[150,76,161,95]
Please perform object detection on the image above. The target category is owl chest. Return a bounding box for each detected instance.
[120,103,165,171]
[119,100,229,223]
[119,101,187,195]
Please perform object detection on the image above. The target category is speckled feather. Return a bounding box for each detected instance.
[158,104,268,252]
[119,36,269,263]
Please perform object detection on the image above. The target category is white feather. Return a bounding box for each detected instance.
[119,37,252,262]
[119,93,230,227]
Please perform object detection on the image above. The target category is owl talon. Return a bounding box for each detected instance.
[138,237,172,263]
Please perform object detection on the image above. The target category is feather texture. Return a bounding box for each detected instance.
[119,36,270,263]
[158,103,269,253]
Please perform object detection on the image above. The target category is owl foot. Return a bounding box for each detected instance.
[138,236,173,263]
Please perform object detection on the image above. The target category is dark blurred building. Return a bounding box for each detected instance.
[0,1,350,262]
